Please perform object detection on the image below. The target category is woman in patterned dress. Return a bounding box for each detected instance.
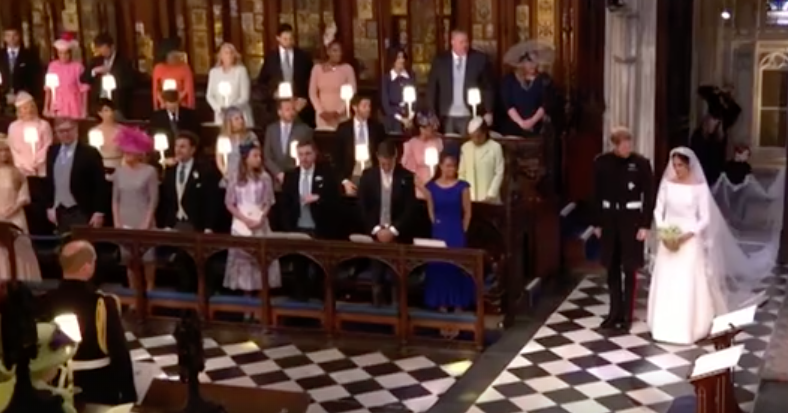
[215,106,260,185]
[43,34,89,119]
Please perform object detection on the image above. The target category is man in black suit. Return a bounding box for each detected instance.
[280,140,341,300]
[149,90,201,162]
[44,119,107,234]
[426,29,494,135]
[335,94,386,195]
[80,33,136,118]
[257,24,314,126]
[0,26,43,110]
[357,140,417,305]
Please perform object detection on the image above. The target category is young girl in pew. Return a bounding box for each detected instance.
[224,143,281,318]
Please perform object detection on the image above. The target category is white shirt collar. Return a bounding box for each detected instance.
[390,70,409,80]
[7,47,18,54]
[300,166,314,175]
[179,158,194,170]
[452,52,466,61]
[279,46,291,56]
[354,117,367,127]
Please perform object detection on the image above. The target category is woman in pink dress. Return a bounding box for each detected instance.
[6,92,52,177]
[308,40,357,130]
[43,35,89,119]
[402,111,444,199]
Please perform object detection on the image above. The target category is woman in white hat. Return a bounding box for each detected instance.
[458,117,505,203]
[6,91,53,177]
[43,34,89,119]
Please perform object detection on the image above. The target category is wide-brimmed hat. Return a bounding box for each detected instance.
[116,127,154,154]
[503,41,555,67]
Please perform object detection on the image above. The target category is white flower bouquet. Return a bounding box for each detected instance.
[657,225,683,251]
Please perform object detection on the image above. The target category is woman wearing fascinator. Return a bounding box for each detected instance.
[500,43,552,137]
[401,111,444,199]
[215,106,260,185]
[647,147,774,344]
[44,33,89,119]
[224,142,281,313]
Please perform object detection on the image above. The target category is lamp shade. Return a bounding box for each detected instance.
[340,84,354,101]
[402,85,416,104]
[354,144,369,162]
[162,78,178,91]
[153,133,169,151]
[424,146,439,166]
[217,81,232,96]
[289,140,299,159]
[467,88,481,106]
[101,75,117,91]
[277,82,293,99]
[23,127,38,144]
[45,73,60,89]
[54,313,82,343]
[216,136,232,155]
[88,129,104,148]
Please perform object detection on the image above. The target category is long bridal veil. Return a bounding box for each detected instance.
[650,147,784,312]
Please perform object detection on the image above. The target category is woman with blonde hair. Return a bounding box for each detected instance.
[207,43,253,125]
[0,136,41,281]
[6,92,52,177]
[215,106,259,184]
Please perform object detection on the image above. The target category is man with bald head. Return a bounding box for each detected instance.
[44,118,108,233]
[38,240,136,405]
[426,29,494,135]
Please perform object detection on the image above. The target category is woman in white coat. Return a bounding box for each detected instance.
[206,43,254,126]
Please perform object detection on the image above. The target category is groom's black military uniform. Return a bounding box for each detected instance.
[592,151,654,330]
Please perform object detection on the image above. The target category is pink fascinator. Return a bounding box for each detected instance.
[116,127,154,154]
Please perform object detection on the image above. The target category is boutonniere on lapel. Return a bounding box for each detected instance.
[193,171,200,180]
[315,175,323,182]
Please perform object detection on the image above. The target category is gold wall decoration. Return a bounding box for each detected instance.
[515,3,531,42]
[212,0,224,48]
[186,0,212,74]
[536,0,556,46]
[30,0,52,62]
[77,0,102,61]
[353,0,380,80]
[410,0,437,83]
[392,0,407,16]
[471,0,497,57]
[239,0,265,76]
[134,22,154,73]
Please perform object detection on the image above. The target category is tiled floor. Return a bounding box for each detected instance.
[465,273,783,413]
[127,330,476,413]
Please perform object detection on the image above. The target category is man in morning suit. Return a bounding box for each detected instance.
[426,29,494,135]
[149,89,201,163]
[336,94,386,196]
[281,140,341,300]
[358,140,417,306]
[592,127,654,331]
[44,119,107,234]
[257,24,314,126]
[263,98,313,185]
[80,33,136,117]
[38,240,136,405]
[0,26,43,108]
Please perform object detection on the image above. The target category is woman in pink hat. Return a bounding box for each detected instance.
[6,91,52,177]
[43,33,89,118]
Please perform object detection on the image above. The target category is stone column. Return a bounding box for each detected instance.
[603,0,659,164]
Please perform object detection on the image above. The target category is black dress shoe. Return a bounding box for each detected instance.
[600,316,618,329]
[617,319,632,331]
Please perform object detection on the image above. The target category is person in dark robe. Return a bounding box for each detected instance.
[36,240,136,406]
[723,145,752,185]
[689,115,726,186]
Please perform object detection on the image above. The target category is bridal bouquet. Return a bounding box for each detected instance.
[657,225,683,252]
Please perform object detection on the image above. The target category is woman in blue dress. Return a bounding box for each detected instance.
[500,52,551,137]
[423,152,474,338]
[380,47,416,134]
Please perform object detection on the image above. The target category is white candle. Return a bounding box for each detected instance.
[355,143,369,170]
[277,82,293,99]
[467,88,481,117]
[88,129,104,148]
[424,146,439,176]
[340,83,354,116]
[216,135,232,173]
[402,85,416,118]
[54,313,82,343]
[23,126,38,154]
[218,81,232,107]
[162,78,177,91]
[153,133,169,164]
[45,73,60,105]
[289,140,299,166]
[102,75,117,99]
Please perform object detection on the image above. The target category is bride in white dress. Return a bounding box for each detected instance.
[647,147,775,345]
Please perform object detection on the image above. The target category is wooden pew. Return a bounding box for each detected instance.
[69,227,489,349]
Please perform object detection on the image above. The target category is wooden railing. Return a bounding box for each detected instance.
[70,227,489,349]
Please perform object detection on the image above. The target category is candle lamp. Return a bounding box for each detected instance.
[88,130,104,149]
[340,84,354,117]
[45,73,60,106]
[424,146,439,176]
[162,78,177,92]
[23,127,38,155]
[277,82,294,99]
[354,143,369,173]
[217,81,232,107]
[216,136,232,173]
[467,88,481,117]
[53,313,81,397]
[402,85,416,119]
[153,133,169,165]
[102,75,117,99]
[289,140,299,167]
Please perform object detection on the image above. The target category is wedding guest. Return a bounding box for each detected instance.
[401,111,444,198]
[225,143,281,301]
[89,99,123,170]
[81,33,136,117]
[0,26,43,105]
[151,38,194,110]
[308,40,356,130]
[112,128,158,290]
[215,106,259,184]
[44,118,107,233]
[6,92,52,177]
[458,117,504,202]
[426,29,493,134]
[149,90,200,162]
[0,137,41,281]
[501,52,549,137]
[358,140,416,305]
[258,23,314,125]
[424,152,473,338]
[263,99,313,185]
[43,34,89,119]
[380,47,416,134]
[690,115,726,186]
[336,94,386,195]
[207,43,253,125]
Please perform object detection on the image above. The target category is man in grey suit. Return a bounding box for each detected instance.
[426,29,494,135]
[264,99,314,184]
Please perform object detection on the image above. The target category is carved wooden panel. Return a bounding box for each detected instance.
[514,0,531,42]
[352,0,380,81]
[30,0,54,62]
[470,0,497,58]
[279,0,334,57]
[183,0,213,75]
[238,0,265,78]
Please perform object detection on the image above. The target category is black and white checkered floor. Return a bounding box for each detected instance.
[467,273,782,413]
[125,272,783,413]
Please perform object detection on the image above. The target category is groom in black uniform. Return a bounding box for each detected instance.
[592,127,654,331]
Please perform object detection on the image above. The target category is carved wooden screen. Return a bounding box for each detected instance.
[279,0,335,57]
[28,0,56,62]
[237,0,265,77]
[470,0,498,59]
[351,0,381,81]
[179,0,217,75]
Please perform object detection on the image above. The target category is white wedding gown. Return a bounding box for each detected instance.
[647,181,717,345]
